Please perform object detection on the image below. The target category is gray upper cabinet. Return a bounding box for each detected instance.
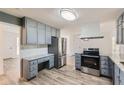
[27,21,37,44]
[21,17,38,45]
[45,25,52,44]
[37,23,46,44]
[51,27,57,37]
[56,29,60,37]
[117,13,124,44]
[21,17,60,45]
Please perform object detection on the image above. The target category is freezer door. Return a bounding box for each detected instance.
[62,38,67,55]
[61,56,66,66]
[58,56,66,67]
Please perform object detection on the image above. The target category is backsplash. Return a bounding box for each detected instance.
[20,45,48,58]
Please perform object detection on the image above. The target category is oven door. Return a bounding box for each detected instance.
[81,55,100,70]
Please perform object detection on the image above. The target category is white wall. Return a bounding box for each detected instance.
[0,24,4,75]
[80,22,102,38]
[61,20,116,56]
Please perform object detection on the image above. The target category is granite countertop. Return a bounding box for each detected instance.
[22,54,54,61]
[109,54,124,72]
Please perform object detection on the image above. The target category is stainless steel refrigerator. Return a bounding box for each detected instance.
[48,37,67,68]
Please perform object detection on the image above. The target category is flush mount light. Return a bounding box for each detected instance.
[60,8,78,21]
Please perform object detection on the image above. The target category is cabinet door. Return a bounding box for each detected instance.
[122,24,124,44]
[117,16,122,26]
[51,27,57,37]
[100,56,109,77]
[37,23,46,44]
[114,64,120,85]
[109,58,114,79]
[117,25,123,44]
[49,56,54,69]
[120,69,124,85]
[101,68,109,76]
[26,19,38,44]
[75,53,81,70]
[45,25,52,44]
[56,29,60,37]
[117,15,123,44]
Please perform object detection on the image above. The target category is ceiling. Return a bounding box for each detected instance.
[0,8,123,29]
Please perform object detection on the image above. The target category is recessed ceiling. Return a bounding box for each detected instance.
[0,8,123,29]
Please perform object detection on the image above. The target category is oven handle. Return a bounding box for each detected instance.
[81,55,100,58]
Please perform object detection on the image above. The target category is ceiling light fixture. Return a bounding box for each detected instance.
[60,8,78,21]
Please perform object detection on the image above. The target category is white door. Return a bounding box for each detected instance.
[1,22,20,58]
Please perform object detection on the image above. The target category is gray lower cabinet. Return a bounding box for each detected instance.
[37,23,46,44]
[22,55,54,80]
[120,69,124,85]
[45,25,52,44]
[22,59,38,80]
[114,64,120,85]
[75,53,81,70]
[100,56,114,78]
[100,56,110,77]
[49,55,54,69]
[114,64,124,85]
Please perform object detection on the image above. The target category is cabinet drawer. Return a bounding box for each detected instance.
[28,70,37,79]
[75,63,81,66]
[75,60,81,64]
[29,60,37,66]
[29,64,38,72]
[101,70,109,76]
[101,67,109,70]
[75,55,81,58]
[75,64,81,69]
[100,60,109,65]
[38,57,49,64]
[100,56,108,61]
[101,63,109,68]
[101,69,109,76]
[75,58,81,62]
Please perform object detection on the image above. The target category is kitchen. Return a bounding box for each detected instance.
[0,8,124,85]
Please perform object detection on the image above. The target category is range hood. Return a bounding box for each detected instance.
[79,23,104,39]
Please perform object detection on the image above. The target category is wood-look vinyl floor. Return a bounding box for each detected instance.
[0,65,112,85]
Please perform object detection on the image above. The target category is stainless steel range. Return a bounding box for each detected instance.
[81,48,100,76]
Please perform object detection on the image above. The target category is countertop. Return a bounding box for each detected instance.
[22,54,54,61]
[109,54,124,72]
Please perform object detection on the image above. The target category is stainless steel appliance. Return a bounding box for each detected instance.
[81,48,100,76]
[48,37,67,68]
